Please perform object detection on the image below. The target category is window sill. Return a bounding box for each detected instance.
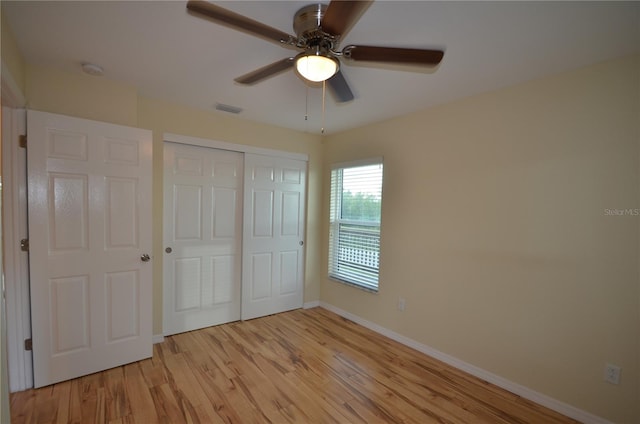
[328,276,379,294]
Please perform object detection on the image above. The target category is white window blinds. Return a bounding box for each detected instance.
[329,159,383,291]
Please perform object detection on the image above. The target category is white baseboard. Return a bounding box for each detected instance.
[152,334,165,344]
[318,301,610,424]
[303,300,320,309]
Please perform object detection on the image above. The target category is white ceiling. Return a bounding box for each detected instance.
[2,1,639,135]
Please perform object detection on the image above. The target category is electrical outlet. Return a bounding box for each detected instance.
[604,363,621,385]
[397,297,406,311]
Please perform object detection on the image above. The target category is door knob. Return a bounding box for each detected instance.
[165,247,172,253]
[141,253,151,262]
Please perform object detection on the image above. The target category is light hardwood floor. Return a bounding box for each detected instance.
[10,307,579,423]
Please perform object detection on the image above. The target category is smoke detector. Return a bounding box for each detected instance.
[81,62,104,76]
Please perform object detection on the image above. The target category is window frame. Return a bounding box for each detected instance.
[328,157,383,292]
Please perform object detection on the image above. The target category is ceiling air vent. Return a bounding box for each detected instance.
[215,103,243,114]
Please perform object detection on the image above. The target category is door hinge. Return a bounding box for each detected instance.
[24,338,32,351]
[20,238,29,252]
[19,135,27,148]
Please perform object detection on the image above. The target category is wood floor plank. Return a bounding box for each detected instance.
[51,381,70,424]
[33,385,57,424]
[122,362,159,423]
[162,350,220,423]
[11,308,580,424]
[103,367,130,421]
[66,379,82,424]
[149,383,185,423]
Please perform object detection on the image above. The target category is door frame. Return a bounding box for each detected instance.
[2,58,30,392]
[163,133,308,162]
[2,107,32,391]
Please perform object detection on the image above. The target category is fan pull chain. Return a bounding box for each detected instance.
[321,80,326,134]
[304,85,309,121]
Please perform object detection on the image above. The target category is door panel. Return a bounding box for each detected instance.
[50,276,89,353]
[279,251,299,294]
[27,110,152,388]
[49,173,88,250]
[105,270,139,341]
[163,143,243,335]
[105,177,139,248]
[242,154,306,320]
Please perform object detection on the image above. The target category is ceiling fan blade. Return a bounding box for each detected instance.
[187,0,295,45]
[321,0,372,37]
[234,57,295,85]
[343,45,444,66]
[327,70,354,103]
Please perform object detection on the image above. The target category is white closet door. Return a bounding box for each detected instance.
[163,143,243,335]
[27,110,152,388]
[242,153,306,320]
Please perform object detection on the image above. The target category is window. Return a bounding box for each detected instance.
[329,159,383,291]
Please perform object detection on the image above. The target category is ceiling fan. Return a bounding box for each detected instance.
[186,0,444,102]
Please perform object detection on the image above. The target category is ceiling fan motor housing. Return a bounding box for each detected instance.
[293,4,334,51]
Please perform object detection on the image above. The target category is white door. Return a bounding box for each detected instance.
[27,110,153,388]
[163,143,243,335]
[242,153,306,320]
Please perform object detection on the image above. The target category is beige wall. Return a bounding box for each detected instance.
[26,65,138,127]
[1,11,26,95]
[322,55,640,423]
[23,63,323,336]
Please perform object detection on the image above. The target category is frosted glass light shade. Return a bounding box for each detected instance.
[296,55,338,82]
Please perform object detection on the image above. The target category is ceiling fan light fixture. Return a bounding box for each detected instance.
[295,53,338,82]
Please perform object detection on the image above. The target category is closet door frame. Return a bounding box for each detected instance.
[161,133,308,326]
[164,134,308,163]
